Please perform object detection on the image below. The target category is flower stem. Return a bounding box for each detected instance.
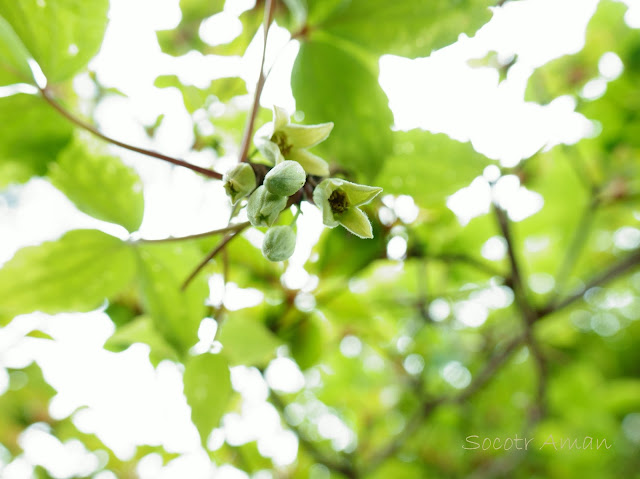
[238,0,277,164]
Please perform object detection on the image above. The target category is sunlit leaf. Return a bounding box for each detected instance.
[49,138,145,232]
[218,313,282,366]
[305,0,494,58]
[0,0,109,82]
[135,243,209,355]
[0,230,136,321]
[292,40,393,180]
[376,129,493,207]
[104,315,180,366]
[0,15,34,86]
[183,353,232,446]
[0,93,72,188]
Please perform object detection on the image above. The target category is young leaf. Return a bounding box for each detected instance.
[183,353,232,446]
[0,0,109,83]
[0,230,136,322]
[49,139,145,233]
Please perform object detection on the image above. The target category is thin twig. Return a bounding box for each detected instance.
[430,252,505,278]
[136,222,250,244]
[540,247,640,317]
[493,204,537,323]
[363,335,526,472]
[40,88,223,179]
[552,197,599,299]
[269,391,359,479]
[181,224,249,290]
[238,0,276,164]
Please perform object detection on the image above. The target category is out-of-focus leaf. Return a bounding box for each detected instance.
[135,243,209,355]
[285,313,328,370]
[0,230,136,321]
[0,94,73,188]
[312,217,386,279]
[183,353,232,446]
[292,40,393,180]
[218,314,282,366]
[525,0,633,103]
[305,0,494,58]
[155,75,247,113]
[0,0,109,83]
[0,363,55,453]
[156,0,226,56]
[376,130,492,207]
[0,15,34,86]
[49,139,145,232]
[104,315,180,366]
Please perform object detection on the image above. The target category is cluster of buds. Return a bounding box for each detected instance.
[223,106,382,262]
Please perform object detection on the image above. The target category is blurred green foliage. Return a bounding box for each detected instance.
[1,0,639,478]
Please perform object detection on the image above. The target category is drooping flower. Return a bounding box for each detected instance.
[255,106,333,176]
[223,163,256,204]
[313,178,382,239]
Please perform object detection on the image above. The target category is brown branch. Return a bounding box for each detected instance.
[181,224,249,290]
[40,88,223,180]
[136,222,250,244]
[238,0,277,164]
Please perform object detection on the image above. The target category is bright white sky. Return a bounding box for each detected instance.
[1,0,639,477]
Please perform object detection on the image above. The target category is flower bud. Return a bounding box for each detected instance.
[223,163,256,205]
[262,225,296,262]
[264,160,306,197]
[247,185,287,227]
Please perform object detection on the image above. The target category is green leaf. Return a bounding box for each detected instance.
[292,40,393,180]
[104,316,180,367]
[526,0,632,103]
[183,353,232,446]
[218,314,282,366]
[156,0,226,57]
[0,230,136,322]
[313,219,386,279]
[135,243,209,355]
[0,15,34,86]
[154,75,247,113]
[305,0,494,58]
[0,93,73,188]
[376,129,492,207]
[0,0,109,83]
[49,139,145,233]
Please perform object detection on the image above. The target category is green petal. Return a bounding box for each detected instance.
[288,148,330,176]
[313,180,339,227]
[282,122,334,149]
[341,181,383,207]
[338,207,373,239]
[273,106,289,131]
[257,140,285,165]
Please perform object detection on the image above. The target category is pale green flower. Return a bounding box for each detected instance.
[255,106,333,176]
[223,163,256,204]
[313,179,382,239]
